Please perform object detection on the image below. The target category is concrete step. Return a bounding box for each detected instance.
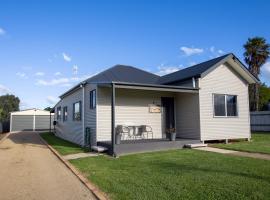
[184,143,208,148]
[91,145,108,153]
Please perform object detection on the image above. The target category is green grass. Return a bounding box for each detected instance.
[40,132,89,155]
[70,149,270,200]
[211,132,270,154]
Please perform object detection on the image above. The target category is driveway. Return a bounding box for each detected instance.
[0,131,96,200]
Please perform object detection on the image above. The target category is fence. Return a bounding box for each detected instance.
[250,111,270,132]
[0,121,10,133]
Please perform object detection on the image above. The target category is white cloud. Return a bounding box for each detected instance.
[218,49,224,54]
[36,74,93,87]
[180,46,204,56]
[210,46,215,53]
[189,61,197,66]
[0,84,11,95]
[46,96,59,105]
[262,62,270,80]
[62,52,71,62]
[0,28,6,35]
[54,72,62,76]
[16,72,28,79]
[35,72,45,76]
[156,64,182,76]
[36,78,70,86]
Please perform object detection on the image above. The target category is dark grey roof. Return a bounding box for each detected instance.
[158,54,231,84]
[59,53,258,99]
[86,64,160,84]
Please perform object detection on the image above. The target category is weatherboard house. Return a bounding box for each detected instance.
[52,54,259,156]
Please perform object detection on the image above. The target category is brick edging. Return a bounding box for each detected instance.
[0,132,10,144]
[38,133,109,200]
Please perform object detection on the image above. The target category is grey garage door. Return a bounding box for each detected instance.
[11,115,34,132]
[35,115,53,131]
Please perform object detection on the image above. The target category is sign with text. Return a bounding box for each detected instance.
[149,104,161,113]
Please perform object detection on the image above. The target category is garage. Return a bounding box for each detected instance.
[10,109,54,132]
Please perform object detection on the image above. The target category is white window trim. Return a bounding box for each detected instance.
[213,93,238,118]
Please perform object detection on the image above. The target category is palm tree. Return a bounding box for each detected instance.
[244,37,270,111]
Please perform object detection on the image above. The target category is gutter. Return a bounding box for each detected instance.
[111,81,199,90]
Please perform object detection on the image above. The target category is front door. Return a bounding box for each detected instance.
[161,97,175,138]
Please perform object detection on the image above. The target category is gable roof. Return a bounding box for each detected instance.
[59,53,259,99]
[59,65,160,98]
[159,54,225,84]
[159,53,259,84]
[86,65,160,84]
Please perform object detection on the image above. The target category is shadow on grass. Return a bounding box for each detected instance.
[40,132,89,155]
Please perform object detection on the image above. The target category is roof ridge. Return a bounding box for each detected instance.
[161,53,232,78]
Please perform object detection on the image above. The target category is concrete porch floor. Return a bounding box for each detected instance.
[98,138,201,156]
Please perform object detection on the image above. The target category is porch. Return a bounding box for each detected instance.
[96,82,201,156]
[98,138,201,156]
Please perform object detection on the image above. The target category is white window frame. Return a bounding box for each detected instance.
[213,93,238,118]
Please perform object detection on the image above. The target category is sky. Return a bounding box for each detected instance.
[0,0,270,109]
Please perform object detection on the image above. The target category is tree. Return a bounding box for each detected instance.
[259,83,270,111]
[0,94,20,122]
[44,107,52,112]
[243,37,270,111]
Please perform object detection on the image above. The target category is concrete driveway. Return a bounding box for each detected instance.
[0,131,96,200]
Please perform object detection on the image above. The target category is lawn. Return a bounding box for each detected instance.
[212,132,270,154]
[40,132,89,155]
[70,149,270,200]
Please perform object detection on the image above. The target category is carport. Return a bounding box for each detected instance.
[10,109,54,132]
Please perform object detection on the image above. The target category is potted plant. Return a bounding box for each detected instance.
[166,128,176,141]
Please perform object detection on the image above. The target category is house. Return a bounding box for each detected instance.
[10,109,54,132]
[52,53,259,156]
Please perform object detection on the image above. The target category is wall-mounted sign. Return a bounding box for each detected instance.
[149,104,161,113]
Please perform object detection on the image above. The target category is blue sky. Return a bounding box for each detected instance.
[0,0,270,109]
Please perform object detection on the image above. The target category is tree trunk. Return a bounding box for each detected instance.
[249,84,256,111]
[255,83,260,111]
[249,83,260,111]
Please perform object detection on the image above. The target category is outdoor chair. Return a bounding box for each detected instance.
[131,126,144,140]
[116,125,131,140]
[141,125,153,139]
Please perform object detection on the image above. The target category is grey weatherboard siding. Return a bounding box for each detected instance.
[54,53,259,148]
[54,84,97,146]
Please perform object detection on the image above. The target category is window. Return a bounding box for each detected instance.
[73,101,81,121]
[57,106,61,120]
[63,106,68,121]
[90,90,96,109]
[213,94,238,117]
[226,95,237,116]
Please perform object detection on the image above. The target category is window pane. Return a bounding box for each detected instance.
[73,102,81,121]
[57,107,61,120]
[63,107,67,121]
[227,95,237,116]
[90,90,96,109]
[214,94,226,116]
[93,90,96,108]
